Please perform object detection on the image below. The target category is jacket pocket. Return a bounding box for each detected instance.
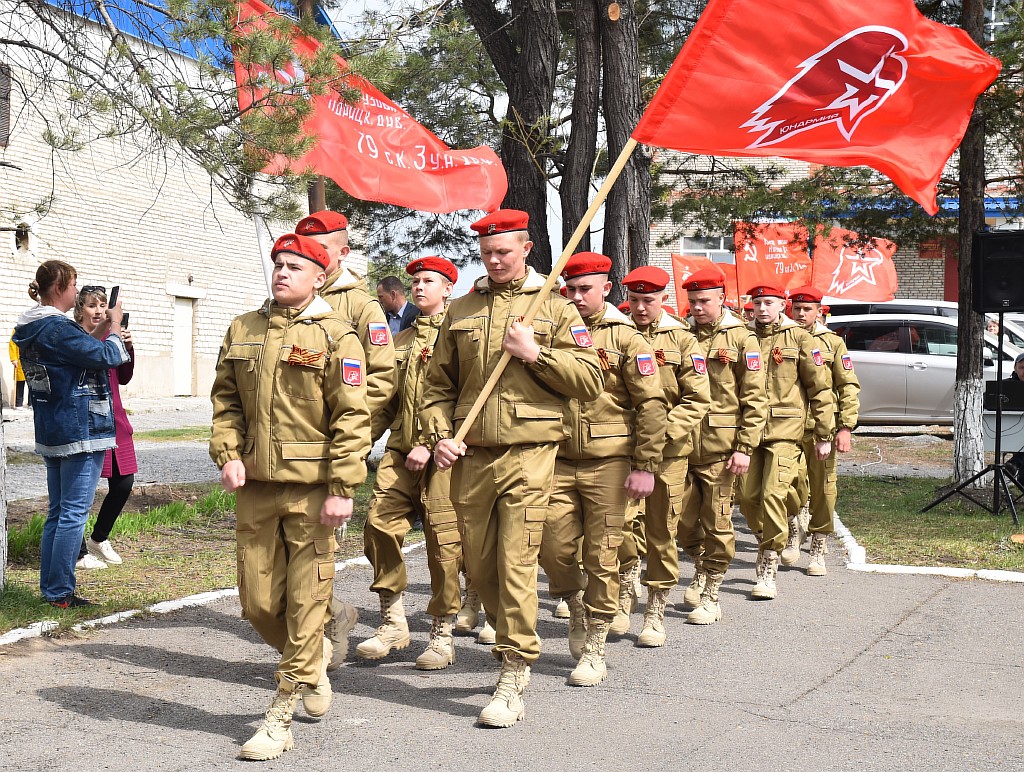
[449,317,485,361]
[281,441,330,460]
[87,397,115,437]
[278,346,325,401]
[589,421,631,439]
[514,403,563,421]
[769,406,804,420]
[224,344,260,391]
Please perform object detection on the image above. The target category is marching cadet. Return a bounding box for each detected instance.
[783,286,860,576]
[422,210,603,727]
[740,284,835,600]
[294,210,396,667]
[620,266,710,646]
[356,257,464,670]
[210,234,370,760]
[539,252,670,686]
[678,268,769,624]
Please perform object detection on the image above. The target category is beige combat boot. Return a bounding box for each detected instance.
[553,598,570,619]
[239,681,303,761]
[477,605,497,645]
[325,596,359,671]
[455,588,481,633]
[566,591,588,660]
[686,572,724,625]
[568,617,610,687]
[751,550,779,599]
[415,615,456,670]
[807,533,828,576]
[682,558,706,608]
[355,591,411,660]
[302,637,333,717]
[478,652,530,727]
[609,563,640,636]
[780,515,804,566]
[798,504,811,545]
[636,588,669,647]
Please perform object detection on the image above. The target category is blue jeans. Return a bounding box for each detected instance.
[41,452,104,601]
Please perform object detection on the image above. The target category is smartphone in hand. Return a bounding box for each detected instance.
[108,285,120,307]
[121,311,130,328]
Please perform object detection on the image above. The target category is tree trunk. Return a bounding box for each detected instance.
[559,0,602,253]
[953,0,987,486]
[1,405,7,590]
[600,0,650,303]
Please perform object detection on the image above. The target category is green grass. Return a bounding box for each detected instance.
[839,476,1024,571]
[133,425,211,442]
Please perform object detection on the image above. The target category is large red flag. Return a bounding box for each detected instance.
[811,227,899,301]
[734,223,813,294]
[671,254,739,308]
[631,0,1001,215]
[233,0,507,213]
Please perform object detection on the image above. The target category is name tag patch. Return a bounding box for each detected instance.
[812,348,824,366]
[841,354,854,371]
[342,357,363,386]
[746,351,762,371]
[368,323,390,346]
[637,353,656,376]
[570,325,593,348]
[690,354,707,375]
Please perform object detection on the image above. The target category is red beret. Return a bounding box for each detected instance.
[743,301,754,311]
[617,301,630,313]
[272,233,330,271]
[821,304,830,315]
[559,285,568,297]
[747,284,786,299]
[562,251,612,280]
[406,256,458,283]
[788,285,823,304]
[296,210,348,236]
[623,266,670,294]
[470,209,529,237]
[682,267,727,292]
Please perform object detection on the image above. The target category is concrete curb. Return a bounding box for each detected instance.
[0,540,427,649]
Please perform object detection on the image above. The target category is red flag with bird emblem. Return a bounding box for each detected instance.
[811,226,899,300]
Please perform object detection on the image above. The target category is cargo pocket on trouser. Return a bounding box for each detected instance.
[601,513,625,567]
[312,538,335,601]
[426,504,462,563]
[522,506,546,565]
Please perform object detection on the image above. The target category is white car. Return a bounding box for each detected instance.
[826,298,959,319]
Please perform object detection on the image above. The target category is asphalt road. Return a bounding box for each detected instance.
[1,524,1021,771]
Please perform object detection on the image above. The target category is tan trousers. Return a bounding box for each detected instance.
[741,441,803,553]
[364,449,462,616]
[677,459,737,575]
[618,501,646,574]
[642,456,688,590]
[787,430,837,534]
[235,480,334,688]
[450,443,557,664]
[540,457,631,620]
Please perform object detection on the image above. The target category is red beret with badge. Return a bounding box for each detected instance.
[406,256,458,283]
[272,233,330,271]
[617,301,630,313]
[788,285,823,304]
[747,283,786,299]
[470,209,530,237]
[562,251,612,280]
[623,266,670,294]
[295,210,348,236]
[682,267,727,292]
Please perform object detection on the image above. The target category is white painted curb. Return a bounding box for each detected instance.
[0,540,426,649]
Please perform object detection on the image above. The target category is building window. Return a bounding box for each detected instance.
[680,234,734,264]
[15,223,29,251]
[0,63,10,148]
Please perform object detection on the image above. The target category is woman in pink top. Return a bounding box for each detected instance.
[75,287,137,568]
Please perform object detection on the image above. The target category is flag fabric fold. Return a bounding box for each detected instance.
[632,0,1001,215]
[233,0,507,213]
[811,226,899,301]
[733,223,812,295]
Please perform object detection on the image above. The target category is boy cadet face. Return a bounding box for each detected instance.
[479,232,531,284]
[308,231,349,275]
[688,288,725,325]
[627,290,666,327]
[410,271,452,314]
[565,275,611,319]
[272,254,326,308]
[753,295,784,325]
[790,301,821,329]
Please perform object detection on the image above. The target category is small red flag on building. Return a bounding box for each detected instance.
[233,0,507,213]
[631,0,1001,215]
[811,227,899,301]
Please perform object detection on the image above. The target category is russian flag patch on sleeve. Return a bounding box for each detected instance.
[342,357,363,386]
[841,354,854,371]
[746,351,762,371]
[570,324,593,348]
[812,348,824,366]
[637,352,656,376]
[690,353,707,374]
[368,322,390,346]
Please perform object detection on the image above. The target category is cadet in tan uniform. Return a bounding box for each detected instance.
[783,286,860,576]
[621,266,711,646]
[539,252,669,686]
[422,210,603,727]
[210,234,370,761]
[678,268,769,625]
[294,211,395,668]
[740,283,835,600]
[356,257,463,670]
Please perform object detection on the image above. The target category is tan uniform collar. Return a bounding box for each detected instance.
[692,308,745,334]
[322,265,364,292]
[587,302,634,329]
[752,314,799,335]
[474,266,547,294]
[262,294,334,320]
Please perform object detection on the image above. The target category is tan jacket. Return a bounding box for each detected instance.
[375,310,445,453]
[686,309,770,464]
[209,296,370,498]
[560,303,670,472]
[749,315,835,444]
[635,310,712,460]
[808,321,861,431]
[320,266,396,420]
[420,268,603,448]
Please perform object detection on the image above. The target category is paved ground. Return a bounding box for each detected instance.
[0,525,1021,771]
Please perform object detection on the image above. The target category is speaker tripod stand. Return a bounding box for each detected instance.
[922,311,1023,525]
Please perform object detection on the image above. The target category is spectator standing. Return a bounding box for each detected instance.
[9,332,29,408]
[376,276,419,334]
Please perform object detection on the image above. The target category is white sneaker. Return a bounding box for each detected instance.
[87,538,122,565]
[76,554,107,570]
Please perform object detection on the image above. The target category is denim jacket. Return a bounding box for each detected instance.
[13,305,130,457]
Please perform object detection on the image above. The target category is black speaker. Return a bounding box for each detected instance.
[973,231,1024,313]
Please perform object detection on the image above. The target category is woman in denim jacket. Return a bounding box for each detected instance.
[13,261,129,608]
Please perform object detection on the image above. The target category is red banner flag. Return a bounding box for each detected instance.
[631,0,1001,215]
[233,0,507,213]
[811,227,899,301]
[734,223,812,295]
[671,254,740,309]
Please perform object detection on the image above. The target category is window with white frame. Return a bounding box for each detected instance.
[680,234,735,264]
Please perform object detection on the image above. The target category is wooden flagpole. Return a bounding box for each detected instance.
[452,138,639,444]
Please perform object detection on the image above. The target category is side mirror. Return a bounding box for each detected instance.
[982,346,995,366]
